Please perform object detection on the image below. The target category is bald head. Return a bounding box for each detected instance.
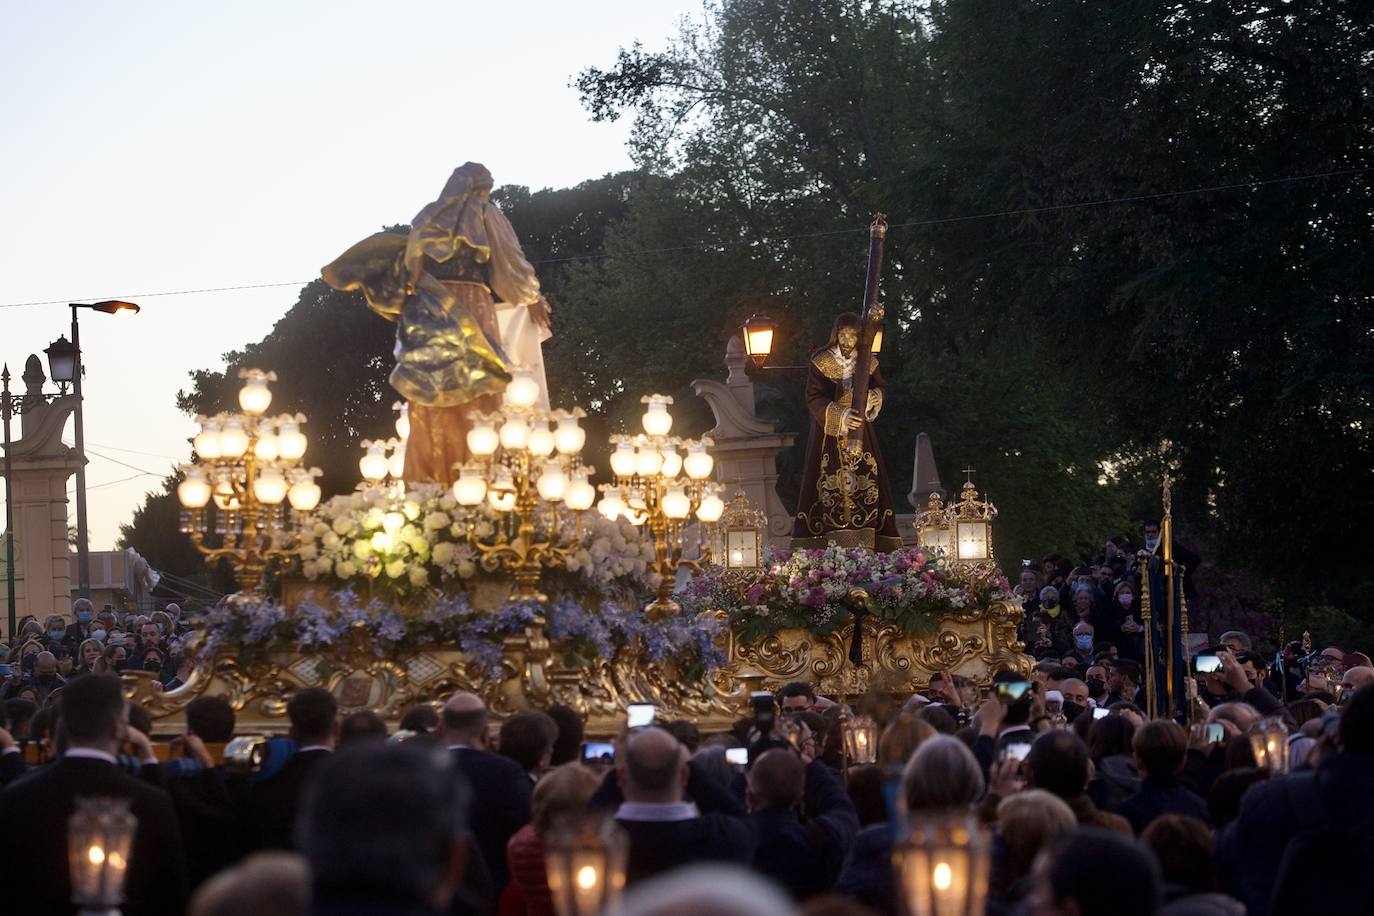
[1343,667,1374,692]
[621,727,688,803]
[747,749,805,811]
[35,652,57,677]
[440,692,488,746]
[1060,678,1088,707]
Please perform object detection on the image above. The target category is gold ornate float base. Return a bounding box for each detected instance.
[129,601,1030,736]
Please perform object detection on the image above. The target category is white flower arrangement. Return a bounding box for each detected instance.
[298,482,657,601]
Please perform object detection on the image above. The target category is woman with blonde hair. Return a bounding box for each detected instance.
[71,638,107,677]
[503,763,602,916]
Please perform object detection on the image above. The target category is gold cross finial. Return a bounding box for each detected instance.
[962,466,976,484]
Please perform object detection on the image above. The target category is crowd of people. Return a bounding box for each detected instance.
[2,606,1372,915]
[3,598,196,709]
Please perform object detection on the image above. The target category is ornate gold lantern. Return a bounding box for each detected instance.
[69,797,137,915]
[544,814,629,916]
[948,473,997,572]
[915,491,952,554]
[1248,718,1290,773]
[718,490,767,570]
[894,811,991,916]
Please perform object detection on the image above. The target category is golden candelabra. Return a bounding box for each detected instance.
[178,370,321,592]
[599,395,725,619]
[447,368,597,602]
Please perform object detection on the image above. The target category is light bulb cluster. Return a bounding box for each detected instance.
[177,369,319,591]
[442,368,595,601]
[600,394,723,618]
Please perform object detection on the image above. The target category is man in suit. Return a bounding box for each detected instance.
[0,673,189,915]
[747,748,858,899]
[613,726,755,885]
[441,691,532,894]
[246,686,337,850]
[1117,719,1209,834]
[1025,730,1132,836]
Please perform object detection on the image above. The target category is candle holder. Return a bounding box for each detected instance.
[69,796,137,916]
[842,713,879,766]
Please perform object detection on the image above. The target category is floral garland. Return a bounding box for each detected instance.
[679,544,1012,644]
[297,483,659,602]
[198,589,725,681]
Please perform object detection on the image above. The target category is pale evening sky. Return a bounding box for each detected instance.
[0,1,694,550]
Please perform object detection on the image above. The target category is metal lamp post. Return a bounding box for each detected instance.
[63,301,141,600]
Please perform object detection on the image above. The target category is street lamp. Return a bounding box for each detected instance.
[68,300,141,600]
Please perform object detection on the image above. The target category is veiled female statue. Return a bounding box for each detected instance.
[321,162,552,484]
[791,312,902,552]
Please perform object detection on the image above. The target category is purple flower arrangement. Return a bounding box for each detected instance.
[679,545,1011,643]
[197,588,724,681]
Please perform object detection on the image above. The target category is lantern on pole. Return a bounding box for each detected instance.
[68,797,137,916]
[1248,718,1290,773]
[742,314,776,366]
[717,490,767,570]
[894,811,991,916]
[841,713,879,766]
[544,813,628,916]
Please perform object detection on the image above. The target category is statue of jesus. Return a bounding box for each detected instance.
[322,162,553,485]
[790,312,902,552]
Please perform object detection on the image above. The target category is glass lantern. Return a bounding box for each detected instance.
[742,313,776,366]
[893,811,990,916]
[1248,718,1290,773]
[544,813,628,916]
[68,797,137,912]
[842,713,879,765]
[955,521,990,562]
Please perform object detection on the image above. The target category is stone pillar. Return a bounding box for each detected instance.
[4,355,80,626]
[691,337,796,547]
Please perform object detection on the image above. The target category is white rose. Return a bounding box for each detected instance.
[336,561,358,579]
[475,521,494,539]
[457,560,477,579]
[439,494,457,511]
[353,540,372,561]
[299,543,318,561]
[362,508,384,529]
[424,512,451,531]
[332,516,353,535]
[315,558,332,576]
[386,559,407,579]
[301,561,319,579]
[432,542,457,567]
[409,566,430,587]
[322,531,341,549]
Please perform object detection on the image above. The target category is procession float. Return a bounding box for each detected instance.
[130,164,1031,734]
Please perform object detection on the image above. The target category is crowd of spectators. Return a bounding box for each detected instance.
[1,585,1372,915]
[3,598,195,708]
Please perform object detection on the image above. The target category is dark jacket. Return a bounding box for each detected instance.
[592,756,755,885]
[0,754,189,916]
[749,760,859,899]
[246,746,332,850]
[1217,752,1374,916]
[451,746,533,894]
[0,748,25,787]
[168,766,247,888]
[1117,773,1210,835]
[834,822,896,912]
[1065,793,1133,836]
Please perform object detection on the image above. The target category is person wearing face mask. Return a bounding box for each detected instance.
[1084,665,1111,706]
[104,643,128,673]
[65,598,98,646]
[139,648,169,683]
[42,614,73,653]
[1069,622,1097,667]
[1110,582,1144,660]
[22,651,66,704]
